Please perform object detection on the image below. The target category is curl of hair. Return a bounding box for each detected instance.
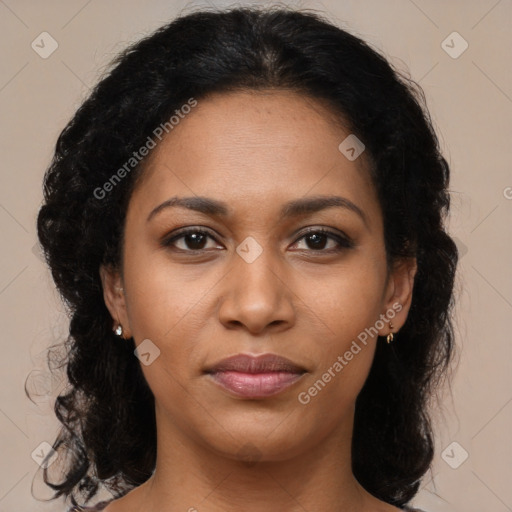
[34,6,458,508]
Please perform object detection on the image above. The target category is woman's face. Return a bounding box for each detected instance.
[102,89,415,461]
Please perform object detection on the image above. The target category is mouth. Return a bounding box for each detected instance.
[204,353,307,399]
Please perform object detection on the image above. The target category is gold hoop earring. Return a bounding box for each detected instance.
[386,322,394,344]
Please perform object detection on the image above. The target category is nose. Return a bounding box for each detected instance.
[217,250,295,335]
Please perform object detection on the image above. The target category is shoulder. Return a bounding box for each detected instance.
[68,501,426,512]
[68,500,426,512]
[68,500,113,511]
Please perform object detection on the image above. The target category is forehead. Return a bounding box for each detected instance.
[129,89,379,224]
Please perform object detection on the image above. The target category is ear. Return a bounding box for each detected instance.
[99,264,132,339]
[377,257,417,336]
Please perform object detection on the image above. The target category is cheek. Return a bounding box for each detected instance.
[123,243,211,340]
[294,259,386,407]
[296,287,381,429]
[123,268,208,421]
[294,257,387,342]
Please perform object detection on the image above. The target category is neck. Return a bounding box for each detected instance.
[131,404,375,512]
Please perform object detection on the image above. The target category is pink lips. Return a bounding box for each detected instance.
[205,353,306,399]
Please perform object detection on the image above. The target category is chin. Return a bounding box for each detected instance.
[202,422,317,464]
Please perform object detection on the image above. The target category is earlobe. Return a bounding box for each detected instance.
[99,264,131,339]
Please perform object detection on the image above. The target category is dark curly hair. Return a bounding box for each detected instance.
[32,5,458,509]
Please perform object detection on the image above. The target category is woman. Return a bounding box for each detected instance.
[35,6,457,512]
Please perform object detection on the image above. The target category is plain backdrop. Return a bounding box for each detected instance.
[0,1,511,511]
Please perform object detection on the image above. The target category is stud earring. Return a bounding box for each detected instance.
[386,322,394,344]
[114,324,123,337]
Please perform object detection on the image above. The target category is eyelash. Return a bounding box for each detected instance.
[161,226,354,255]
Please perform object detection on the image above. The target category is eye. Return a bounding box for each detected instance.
[162,228,222,252]
[291,228,354,253]
[161,227,354,254]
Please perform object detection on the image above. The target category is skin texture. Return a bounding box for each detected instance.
[100,90,417,512]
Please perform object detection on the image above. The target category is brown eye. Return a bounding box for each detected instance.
[162,228,221,252]
[292,228,354,253]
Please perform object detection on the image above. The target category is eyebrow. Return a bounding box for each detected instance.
[146,194,368,227]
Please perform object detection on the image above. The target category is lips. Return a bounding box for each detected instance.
[205,353,306,399]
[206,353,305,374]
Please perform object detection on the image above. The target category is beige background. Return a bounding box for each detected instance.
[0,0,511,511]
